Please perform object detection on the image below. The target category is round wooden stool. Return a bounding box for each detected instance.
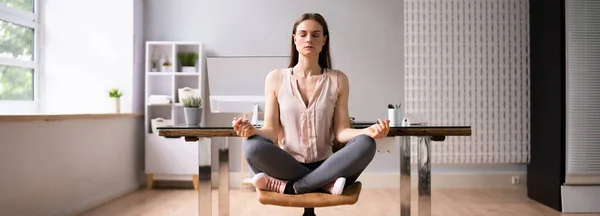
[255,181,362,216]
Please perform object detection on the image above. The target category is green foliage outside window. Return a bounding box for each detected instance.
[0,0,36,101]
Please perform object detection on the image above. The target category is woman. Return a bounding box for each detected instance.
[232,13,390,195]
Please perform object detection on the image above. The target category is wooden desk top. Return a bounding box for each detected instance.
[157,123,471,141]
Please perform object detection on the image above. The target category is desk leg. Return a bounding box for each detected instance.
[418,137,432,216]
[219,137,230,216]
[198,138,212,216]
[399,136,411,216]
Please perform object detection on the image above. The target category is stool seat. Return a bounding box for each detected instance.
[256,181,362,208]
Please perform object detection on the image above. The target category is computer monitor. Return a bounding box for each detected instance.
[206,56,289,125]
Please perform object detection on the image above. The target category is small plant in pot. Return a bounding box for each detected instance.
[177,52,198,73]
[108,88,124,113]
[182,96,202,125]
[162,60,172,72]
[151,52,159,72]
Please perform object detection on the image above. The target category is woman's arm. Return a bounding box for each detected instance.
[332,70,369,143]
[254,69,281,143]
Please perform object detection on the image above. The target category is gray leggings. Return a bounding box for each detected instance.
[243,134,377,194]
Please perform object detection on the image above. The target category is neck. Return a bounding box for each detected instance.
[294,54,321,78]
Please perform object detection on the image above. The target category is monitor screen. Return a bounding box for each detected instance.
[206,56,289,113]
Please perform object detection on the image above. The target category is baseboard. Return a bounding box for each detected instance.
[67,184,143,216]
[356,172,526,189]
[561,185,600,213]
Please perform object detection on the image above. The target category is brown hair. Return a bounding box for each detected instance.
[288,13,332,69]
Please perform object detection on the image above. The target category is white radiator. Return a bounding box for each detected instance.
[565,0,600,185]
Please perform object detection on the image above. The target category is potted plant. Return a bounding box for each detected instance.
[151,60,158,72]
[108,88,124,113]
[151,52,159,72]
[182,96,202,125]
[177,52,198,72]
[162,59,172,72]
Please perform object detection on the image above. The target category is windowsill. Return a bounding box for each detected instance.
[0,113,143,122]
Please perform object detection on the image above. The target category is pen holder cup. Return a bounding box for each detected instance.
[388,109,404,127]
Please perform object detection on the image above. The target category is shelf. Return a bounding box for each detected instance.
[147,75,173,100]
[146,103,183,107]
[175,72,199,76]
[147,72,200,76]
[147,43,174,73]
[147,103,173,107]
[147,105,171,134]
[144,41,204,181]
[147,72,173,76]
[175,44,200,73]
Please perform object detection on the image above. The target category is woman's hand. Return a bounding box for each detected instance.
[363,119,390,139]
[232,117,257,138]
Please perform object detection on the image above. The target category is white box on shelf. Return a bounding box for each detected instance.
[151,118,172,133]
[178,87,201,103]
[148,94,172,105]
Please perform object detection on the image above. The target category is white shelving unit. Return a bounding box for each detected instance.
[144,41,209,189]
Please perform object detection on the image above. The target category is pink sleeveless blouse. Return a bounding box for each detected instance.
[277,68,340,163]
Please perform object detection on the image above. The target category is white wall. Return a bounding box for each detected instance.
[0,2,148,215]
[144,0,406,173]
[0,116,145,216]
[143,0,529,178]
[144,0,405,122]
[39,0,136,114]
[133,0,145,114]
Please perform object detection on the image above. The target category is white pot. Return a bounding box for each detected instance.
[113,97,121,113]
[181,66,196,73]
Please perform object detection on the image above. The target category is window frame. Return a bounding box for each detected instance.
[0,0,41,114]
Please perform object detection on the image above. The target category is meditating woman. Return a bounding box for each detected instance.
[232,13,390,196]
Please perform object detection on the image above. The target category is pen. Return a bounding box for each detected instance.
[389,103,401,109]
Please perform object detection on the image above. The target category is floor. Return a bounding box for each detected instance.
[80,187,600,216]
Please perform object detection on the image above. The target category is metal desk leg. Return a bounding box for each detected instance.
[198,138,212,216]
[219,137,230,216]
[399,136,411,216]
[418,137,432,216]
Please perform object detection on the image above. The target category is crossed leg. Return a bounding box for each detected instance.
[243,134,376,194]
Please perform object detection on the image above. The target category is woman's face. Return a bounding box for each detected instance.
[293,19,327,57]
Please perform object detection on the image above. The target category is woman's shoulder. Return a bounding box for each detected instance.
[326,69,349,95]
[327,68,348,77]
[327,69,349,83]
[264,68,290,92]
[265,68,289,82]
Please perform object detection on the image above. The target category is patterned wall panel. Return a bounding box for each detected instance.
[404,0,530,164]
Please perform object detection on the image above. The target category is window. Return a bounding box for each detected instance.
[0,0,39,113]
[566,0,600,184]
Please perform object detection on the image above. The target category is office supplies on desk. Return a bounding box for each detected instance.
[402,118,410,126]
[388,103,403,126]
[388,103,402,109]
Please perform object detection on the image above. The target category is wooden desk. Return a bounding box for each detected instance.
[157,124,471,216]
